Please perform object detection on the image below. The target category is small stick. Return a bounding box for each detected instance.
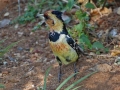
[18,0,21,16]
[101,0,107,10]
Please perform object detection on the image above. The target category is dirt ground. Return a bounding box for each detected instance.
[0,1,120,90]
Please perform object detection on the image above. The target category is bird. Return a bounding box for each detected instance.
[44,10,86,82]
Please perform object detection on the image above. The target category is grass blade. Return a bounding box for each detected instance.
[56,72,78,90]
[72,85,82,90]
[65,71,97,90]
[0,41,20,58]
[0,39,6,44]
[43,66,52,90]
[0,84,4,88]
[72,86,82,90]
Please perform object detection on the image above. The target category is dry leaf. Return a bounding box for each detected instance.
[96,64,112,72]
[78,0,85,3]
[30,53,40,61]
[78,0,89,11]
[111,50,120,56]
[91,7,112,21]
[100,7,112,14]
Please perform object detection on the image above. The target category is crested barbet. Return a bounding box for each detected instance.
[44,10,86,82]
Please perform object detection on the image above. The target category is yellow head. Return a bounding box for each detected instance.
[44,10,64,33]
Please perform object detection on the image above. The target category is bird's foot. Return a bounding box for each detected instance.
[74,68,78,80]
[58,73,62,83]
[73,62,78,80]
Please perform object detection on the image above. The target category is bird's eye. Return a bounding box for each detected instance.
[44,13,50,19]
[52,20,54,25]
[44,14,49,19]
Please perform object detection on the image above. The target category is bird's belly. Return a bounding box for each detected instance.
[49,42,78,65]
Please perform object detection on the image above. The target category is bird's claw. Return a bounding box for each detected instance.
[58,73,62,83]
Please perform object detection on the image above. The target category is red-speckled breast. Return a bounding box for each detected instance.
[49,41,69,55]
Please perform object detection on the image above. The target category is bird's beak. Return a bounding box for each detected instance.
[44,11,49,20]
[44,10,53,19]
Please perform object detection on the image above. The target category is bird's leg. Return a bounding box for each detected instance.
[73,61,78,79]
[56,56,62,82]
[58,63,62,82]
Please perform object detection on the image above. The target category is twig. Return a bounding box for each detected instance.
[62,0,80,9]
[114,0,118,7]
[18,0,21,15]
[89,0,90,3]
[101,0,107,10]
[91,1,103,17]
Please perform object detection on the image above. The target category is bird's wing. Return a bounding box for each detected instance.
[66,35,86,55]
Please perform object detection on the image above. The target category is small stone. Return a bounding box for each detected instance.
[36,41,38,44]
[30,32,33,35]
[117,7,120,15]
[3,61,8,65]
[49,74,52,77]
[108,28,118,38]
[25,70,35,77]
[17,47,23,51]
[50,60,55,63]
[8,56,16,62]
[24,6,28,11]
[31,84,35,87]
[4,12,9,17]
[14,24,19,29]
[43,58,47,63]
[114,57,120,65]
[0,19,10,28]
[46,62,50,65]
[0,73,2,77]
[62,14,71,23]
[89,52,95,56]
[14,53,21,58]
[17,32,23,37]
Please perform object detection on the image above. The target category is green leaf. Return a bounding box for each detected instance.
[66,0,75,10]
[0,84,4,88]
[75,23,84,32]
[79,34,92,49]
[75,10,87,20]
[43,66,52,90]
[56,73,78,90]
[92,41,104,50]
[65,71,97,90]
[85,2,95,9]
[104,47,109,53]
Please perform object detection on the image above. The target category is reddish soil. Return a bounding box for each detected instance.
[0,1,120,90]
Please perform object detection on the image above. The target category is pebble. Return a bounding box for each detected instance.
[114,57,120,65]
[25,70,35,77]
[4,12,9,17]
[117,7,120,15]
[17,32,24,37]
[0,73,2,77]
[14,24,19,29]
[0,19,10,28]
